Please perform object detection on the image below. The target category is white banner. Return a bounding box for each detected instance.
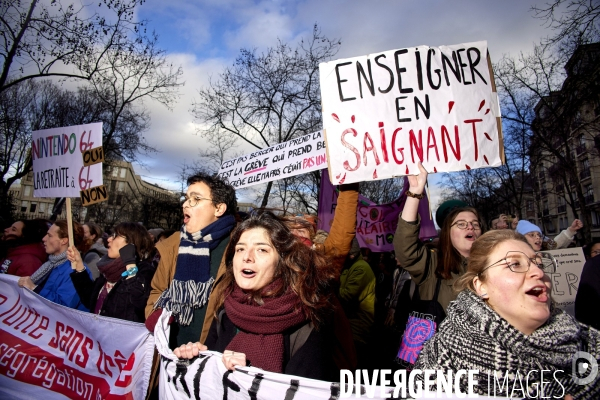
[319,41,503,185]
[0,274,154,400]
[544,247,586,316]
[216,131,327,189]
[32,122,103,197]
[155,311,500,400]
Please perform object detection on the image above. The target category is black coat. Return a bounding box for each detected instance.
[205,309,338,381]
[70,258,156,323]
[575,255,600,330]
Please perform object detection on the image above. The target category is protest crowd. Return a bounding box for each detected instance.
[2,166,600,399]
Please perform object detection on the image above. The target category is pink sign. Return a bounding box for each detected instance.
[317,170,437,252]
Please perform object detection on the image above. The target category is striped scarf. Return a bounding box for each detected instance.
[30,251,67,285]
[154,215,235,326]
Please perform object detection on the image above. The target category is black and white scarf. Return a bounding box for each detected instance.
[415,290,600,399]
[154,215,235,326]
[30,251,68,285]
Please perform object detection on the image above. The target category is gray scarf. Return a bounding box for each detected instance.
[30,251,68,285]
[415,290,600,398]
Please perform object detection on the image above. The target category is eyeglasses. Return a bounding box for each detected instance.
[479,251,557,275]
[109,233,126,240]
[180,195,213,207]
[451,220,481,230]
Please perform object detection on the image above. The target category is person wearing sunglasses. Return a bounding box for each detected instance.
[394,162,483,313]
[415,229,600,398]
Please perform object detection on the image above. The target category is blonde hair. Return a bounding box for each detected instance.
[454,229,529,293]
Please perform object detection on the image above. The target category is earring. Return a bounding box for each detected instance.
[480,293,488,299]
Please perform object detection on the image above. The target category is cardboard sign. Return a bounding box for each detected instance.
[32,123,103,197]
[82,146,104,167]
[217,131,327,189]
[544,247,585,316]
[319,41,503,185]
[80,184,108,206]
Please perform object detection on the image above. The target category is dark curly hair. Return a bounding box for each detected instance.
[212,211,336,327]
[187,173,237,217]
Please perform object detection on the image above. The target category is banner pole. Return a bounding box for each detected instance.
[66,198,74,248]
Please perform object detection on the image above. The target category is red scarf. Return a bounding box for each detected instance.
[224,280,307,372]
[97,257,126,283]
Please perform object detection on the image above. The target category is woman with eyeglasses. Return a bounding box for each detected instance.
[68,222,156,322]
[415,229,599,398]
[393,163,483,313]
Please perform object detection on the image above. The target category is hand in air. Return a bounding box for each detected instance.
[407,162,428,195]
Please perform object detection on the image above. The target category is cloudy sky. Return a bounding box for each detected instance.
[131,0,558,205]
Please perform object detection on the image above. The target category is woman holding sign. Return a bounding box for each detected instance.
[393,163,483,312]
[17,220,91,311]
[173,211,338,380]
[69,222,155,323]
[416,229,600,398]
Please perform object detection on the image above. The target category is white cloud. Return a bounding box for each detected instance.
[133,0,560,204]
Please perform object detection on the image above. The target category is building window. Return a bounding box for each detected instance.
[120,168,127,179]
[39,203,46,213]
[24,186,31,197]
[21,201,28,212]
[29,203,37,213]
[112,167,119,177]
[526,200,533,211]
[592,211,600,228]
[117,181,125,192]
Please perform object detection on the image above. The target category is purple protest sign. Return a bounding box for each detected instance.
[317,170,437,252]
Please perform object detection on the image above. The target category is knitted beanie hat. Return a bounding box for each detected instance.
[516,220,542,236]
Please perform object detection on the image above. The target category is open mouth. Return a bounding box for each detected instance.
[241,269,256,278]
[465,233,476,240]
[525,286,548,301]
[183,212,191,224]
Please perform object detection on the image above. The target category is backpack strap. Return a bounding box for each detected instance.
[289,322,313,359]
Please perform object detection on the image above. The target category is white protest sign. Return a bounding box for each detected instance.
[217,131,327,189]
[32,122,103,198]
[154,311,500,400]
[319,41,503,185]
[544,247,585,316]
[0,274,154,400]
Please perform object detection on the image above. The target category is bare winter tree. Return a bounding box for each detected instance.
[1,0,147,92]
[191,25,340,208]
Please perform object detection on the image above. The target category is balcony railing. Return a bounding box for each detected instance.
[580,169,591,179]
[557,205,567,213]
[576,144,587,155]
[585,194,595,204]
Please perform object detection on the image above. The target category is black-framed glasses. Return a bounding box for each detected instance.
[479,251,557,275]
[180,195,213,207]
[109,233,127,240]
[451,220,481,230]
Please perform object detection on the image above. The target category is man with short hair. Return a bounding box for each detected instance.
[145,173,237,346]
